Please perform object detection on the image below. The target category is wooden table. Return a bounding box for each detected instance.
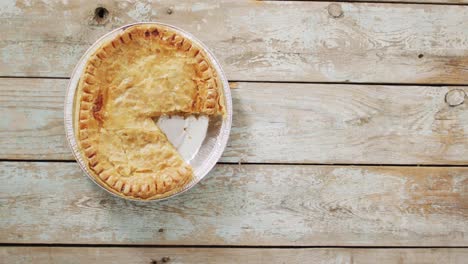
[1,0,467,263]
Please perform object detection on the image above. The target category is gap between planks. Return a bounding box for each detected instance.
[2,76,468,87]
[0,243,467,249]
[2,247,467,264]
[2,159,468,167]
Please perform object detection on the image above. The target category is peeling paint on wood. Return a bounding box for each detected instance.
[1,162,467,246]
[0,1,467,83]
[1,247,467,264]
[2,78,468,164]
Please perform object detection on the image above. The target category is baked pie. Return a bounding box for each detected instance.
[75,24,225,199]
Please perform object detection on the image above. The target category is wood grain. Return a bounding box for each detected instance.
[1,162,467,246]
[0,1,467,84]
[1,247,467,264]
[2,78,468,164]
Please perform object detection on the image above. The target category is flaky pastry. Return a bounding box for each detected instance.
[75,24,225,199]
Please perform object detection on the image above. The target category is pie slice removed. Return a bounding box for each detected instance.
[75,24,225,199]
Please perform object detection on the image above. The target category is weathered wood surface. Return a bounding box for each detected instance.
[2,78,468,164]
[0,1,467,84]
[2,247,467,264]
[1,162,467,246]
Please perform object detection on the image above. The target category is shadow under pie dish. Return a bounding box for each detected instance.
[69,23,229,200]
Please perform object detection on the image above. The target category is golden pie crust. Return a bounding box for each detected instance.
[75,24,225,199]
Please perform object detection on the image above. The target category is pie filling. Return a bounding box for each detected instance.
[76,24,225,199]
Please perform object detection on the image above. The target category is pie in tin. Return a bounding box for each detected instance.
[75,24,225,199]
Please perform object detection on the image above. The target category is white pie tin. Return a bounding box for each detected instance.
[64,22,232,201]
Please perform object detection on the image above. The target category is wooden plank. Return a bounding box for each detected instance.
[0,1,467,84]
[1,247,467,264]
[2,78,468,164]
[1,162,467,246]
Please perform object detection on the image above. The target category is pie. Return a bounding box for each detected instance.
[75,24,225,200]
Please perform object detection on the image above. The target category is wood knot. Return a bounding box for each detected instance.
[166,8,173,15]
[328,4,343,18]
[150,257,170,264]
[93,7,109,25]
[445,89,466,107]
